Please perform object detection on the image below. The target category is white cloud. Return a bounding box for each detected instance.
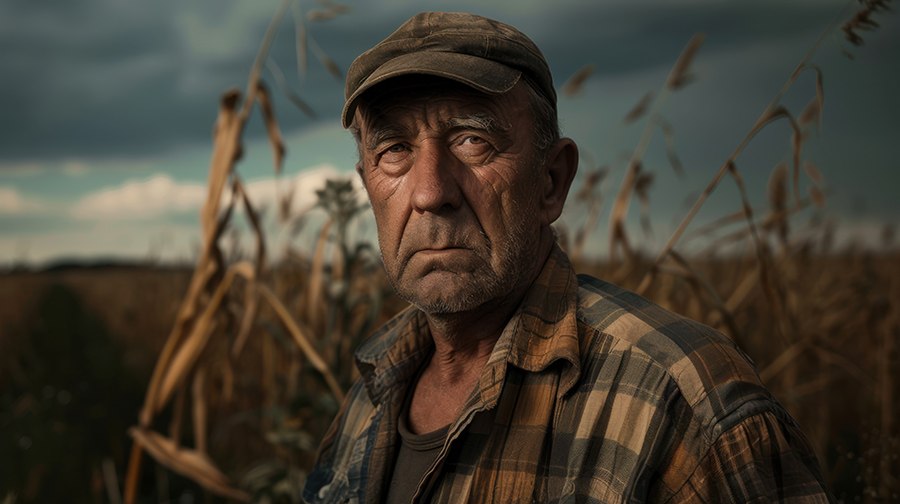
[70,175,207,220]
[241,164,366,216]
[0,222,203,267]
[0,165,370,267]
[67,163,362,221]
[0,186,50,214]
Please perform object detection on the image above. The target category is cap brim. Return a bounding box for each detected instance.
[341,51,522,128]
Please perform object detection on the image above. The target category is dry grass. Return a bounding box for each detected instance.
[109,1,366,501]
[2,234,895,502]
[121,0,896,501]
[1,1,896,502]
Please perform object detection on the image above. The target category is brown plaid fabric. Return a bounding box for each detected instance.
[303,244,834,503]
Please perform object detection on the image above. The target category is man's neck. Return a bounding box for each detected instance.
[424,305,514,382]
[407,237,554,433]
[421,234,554,381]
[407,318,507,434]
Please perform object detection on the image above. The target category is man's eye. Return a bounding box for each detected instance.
[377,143,410,171]
[451,134,493,162]
[379,143,408,159]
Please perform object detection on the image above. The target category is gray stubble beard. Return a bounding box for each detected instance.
[382,170,543,317]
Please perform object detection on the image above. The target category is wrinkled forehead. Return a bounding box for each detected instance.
[352,75,521,133]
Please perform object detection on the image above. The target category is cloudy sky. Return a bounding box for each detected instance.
[1,0,897,267]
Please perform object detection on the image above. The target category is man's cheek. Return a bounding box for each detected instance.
[368,173,405,205]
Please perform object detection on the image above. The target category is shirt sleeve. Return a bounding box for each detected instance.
[663,409,836,504]
[302,379,369,504]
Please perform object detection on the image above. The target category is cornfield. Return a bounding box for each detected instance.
[1,1,897,503]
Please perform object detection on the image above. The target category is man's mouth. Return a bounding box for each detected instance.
[415,246,466,255]
[421,246,465,251]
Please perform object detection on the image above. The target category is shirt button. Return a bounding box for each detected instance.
[563,481,575,495]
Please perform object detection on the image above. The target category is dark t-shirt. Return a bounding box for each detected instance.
[384,387,449,504]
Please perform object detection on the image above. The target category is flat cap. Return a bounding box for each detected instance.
[342,11,556,128]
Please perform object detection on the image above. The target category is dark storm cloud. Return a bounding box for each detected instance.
[0,0,861,165]
[492,2,842,84]
[0,0,264,162]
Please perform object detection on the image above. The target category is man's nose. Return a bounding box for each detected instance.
[409,143,463,214]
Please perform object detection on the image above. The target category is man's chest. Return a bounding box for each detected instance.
[311,366,672,504]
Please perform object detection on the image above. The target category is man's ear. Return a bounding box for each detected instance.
[539,138,578,226]
[355,162,367,189]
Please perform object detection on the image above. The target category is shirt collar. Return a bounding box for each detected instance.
[484,242,582,400]
[355,242,582,405]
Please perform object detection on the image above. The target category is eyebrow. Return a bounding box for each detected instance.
[445,113,509,135]
[363,112,511,152]
[363,123,410,152]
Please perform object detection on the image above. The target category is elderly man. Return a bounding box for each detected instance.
[303,11,833,504]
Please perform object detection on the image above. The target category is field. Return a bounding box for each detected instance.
[1,240,898,502]
[2,1,898,503]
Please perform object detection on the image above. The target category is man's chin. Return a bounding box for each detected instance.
[409,296,484,316]
[395,275,499,316]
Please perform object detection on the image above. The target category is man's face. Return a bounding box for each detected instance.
[355,80,547,315]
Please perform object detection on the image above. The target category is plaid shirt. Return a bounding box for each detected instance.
[303,244,834,503]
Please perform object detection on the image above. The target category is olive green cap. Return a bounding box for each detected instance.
[342,11,556,128]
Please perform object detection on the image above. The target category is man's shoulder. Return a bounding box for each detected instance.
[574,274,775,431]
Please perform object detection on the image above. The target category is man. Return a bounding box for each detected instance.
[303,11,834,504]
